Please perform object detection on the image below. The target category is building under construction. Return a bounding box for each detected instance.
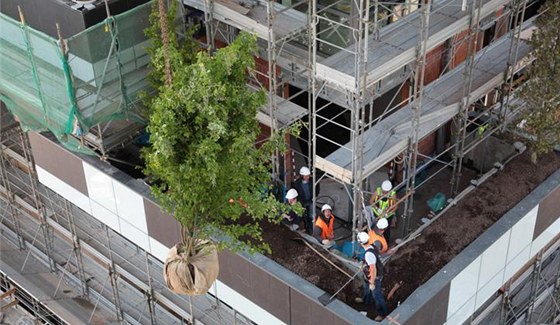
[0,0,559,324]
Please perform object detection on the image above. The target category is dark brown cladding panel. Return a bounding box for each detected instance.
[218,250,290,323]
[28,132,88,196]
[289,289,349,325]
[143,198,181,248]
[534,186,560,241]
[404,282,450,325]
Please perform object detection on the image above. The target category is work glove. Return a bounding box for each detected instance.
[369,283,375,291]
[322,239,332,246]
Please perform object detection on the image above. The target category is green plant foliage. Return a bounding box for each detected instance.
[143,3,297,254]
[144,1,198,93]
[518,0,560,160]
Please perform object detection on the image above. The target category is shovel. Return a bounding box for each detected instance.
[318,268,362,306]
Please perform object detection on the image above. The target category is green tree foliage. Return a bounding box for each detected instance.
[144,0,197,89]
[518,0,560,160]
[143,2,296,254]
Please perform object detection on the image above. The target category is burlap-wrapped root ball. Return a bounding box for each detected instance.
[163,239,219,295]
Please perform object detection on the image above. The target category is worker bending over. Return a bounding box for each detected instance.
[356,232,388,321]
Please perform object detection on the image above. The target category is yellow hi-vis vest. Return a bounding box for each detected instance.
[372,187,396,218]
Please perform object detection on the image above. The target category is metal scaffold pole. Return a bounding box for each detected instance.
[553,266,560,323]
[105,226,125,324]
[308,0,319,216]
[202,0,215,51]
[401,0,430,237]
[450,0,483,197]
[498,0,527,127]
[499,286,511,324]
[350,0,371,237]
[144,251,157,325]
[65,200,89,297]
[310,0,319,231]
[266,0,280,179]
[526,253,542,324]
[0,137,26,250]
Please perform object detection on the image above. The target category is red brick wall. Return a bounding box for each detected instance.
[254,57,285,93]
[495,8,509,39]
[424,44,445,85]
[450,29,484,69]
[418,132,436,156]
[401,43,446,101]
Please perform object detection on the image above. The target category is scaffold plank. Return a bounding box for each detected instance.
[183,0,307,42]
[319,25,533,184]
[257,95,307,129]
[317,0,512,92]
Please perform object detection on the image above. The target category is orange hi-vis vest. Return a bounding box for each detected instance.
[315,215,334,240]
[367,229,388,254]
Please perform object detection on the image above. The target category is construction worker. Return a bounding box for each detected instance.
[368,218,388,254]
[282,188,302,231]
[356,232,388,321]
[293,166,320,235]
[370,180,397,242]
[313,204,335,246]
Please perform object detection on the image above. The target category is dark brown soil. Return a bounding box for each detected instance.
[259,221,358,303]
[263,149,560,319]
[384,150,560,311]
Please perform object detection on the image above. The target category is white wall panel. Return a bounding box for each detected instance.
[448,256,481,317]
[120,219,150,252]
[478,232,508,287]
[113,181,147,233]
[475,270,504,311]
[446,296,476,325]
[531,217,560,256]
[83,162,117,214]
[507,207,537,264]
[149,237,169,261]
[91,200,120,232]
[36,165,92,214]
[504,245,531,283]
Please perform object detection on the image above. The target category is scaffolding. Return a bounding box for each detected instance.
[471,237,560,325]
[0,0,556,323]
[0,111,254,324]
[184,0,541,242]
[0,2,152,157]
[0,0,542,241]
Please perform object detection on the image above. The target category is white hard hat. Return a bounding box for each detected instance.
[381,180,393,192]
[285,188,298,200]
[376,218,389,230]
[357,232,370,245]
[299,166,311,176]
[321,204,332,212]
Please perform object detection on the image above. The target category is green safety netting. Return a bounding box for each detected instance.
[0,2,154,154]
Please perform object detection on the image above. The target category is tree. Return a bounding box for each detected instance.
[517,0,560,161]
[143,1,298,294]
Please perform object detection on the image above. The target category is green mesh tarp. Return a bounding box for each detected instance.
[0,2,153,153]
